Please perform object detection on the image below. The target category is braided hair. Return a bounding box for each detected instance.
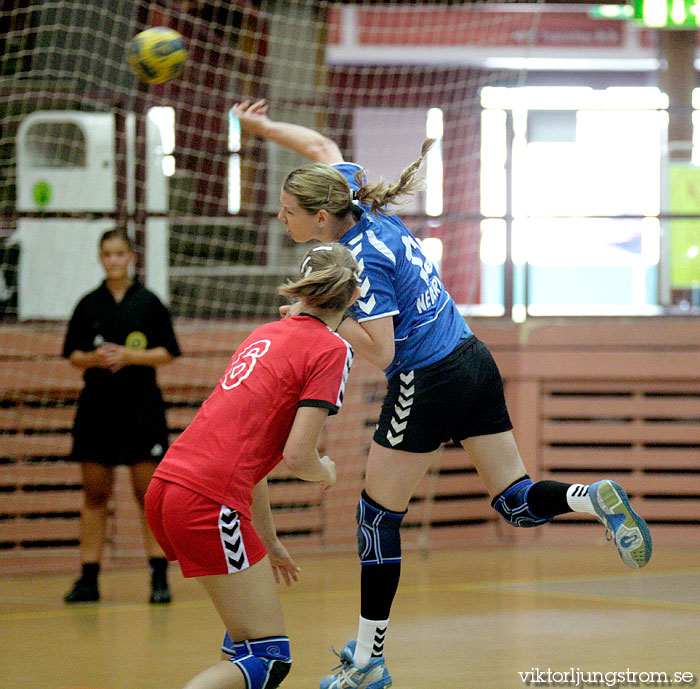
[282,138,435,220]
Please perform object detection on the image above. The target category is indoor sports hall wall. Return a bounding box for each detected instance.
[1,2,700,576]
[1,317,699,576]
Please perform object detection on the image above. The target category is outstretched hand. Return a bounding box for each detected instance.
[231,99,271,137]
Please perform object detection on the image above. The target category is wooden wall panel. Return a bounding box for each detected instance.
[2,317,700,575]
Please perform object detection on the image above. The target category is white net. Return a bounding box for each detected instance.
[0,1,543,573]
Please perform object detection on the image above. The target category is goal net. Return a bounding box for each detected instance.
[0,1,544,574]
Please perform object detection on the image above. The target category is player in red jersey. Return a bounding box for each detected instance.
[145,243,359,689]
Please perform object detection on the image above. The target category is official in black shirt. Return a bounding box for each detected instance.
[62,228,181,605]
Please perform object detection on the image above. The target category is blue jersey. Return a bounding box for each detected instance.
[335,162,470,380]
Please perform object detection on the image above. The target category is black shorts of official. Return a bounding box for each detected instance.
[373,335,513,453]
[71,386,169,467]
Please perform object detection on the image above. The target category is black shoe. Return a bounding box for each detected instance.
[150,581,171,604]
[64,577,100,603]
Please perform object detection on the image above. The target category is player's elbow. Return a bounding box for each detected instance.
[307,136,343,164]
[375,343,395,371]
[282,445,314,476]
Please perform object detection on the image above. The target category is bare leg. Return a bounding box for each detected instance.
[182,556,287,689]
[129,460,166,558]
[460,430,528,498]
[363,442,439,511]
[79,463,114,562]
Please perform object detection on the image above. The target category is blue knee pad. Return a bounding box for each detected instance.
[491,477,553,528]
[221,633,291,689]
[356,491,406,565]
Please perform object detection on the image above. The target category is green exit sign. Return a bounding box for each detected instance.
[632,0,700,27]
[589,4,634,19]
[590,1,700,27]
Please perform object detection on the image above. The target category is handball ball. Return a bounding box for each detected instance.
[127,27,187,84]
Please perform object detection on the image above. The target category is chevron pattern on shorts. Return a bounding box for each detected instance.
[219,506,249,572]
[386,371,414,447]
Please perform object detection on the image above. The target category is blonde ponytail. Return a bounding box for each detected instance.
[282,138,435,221]
[354,138,435,215]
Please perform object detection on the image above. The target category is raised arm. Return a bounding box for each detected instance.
[232,99,344,164]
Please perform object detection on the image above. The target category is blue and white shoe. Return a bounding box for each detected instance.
[589,480,652,570]
[320,640,392,689]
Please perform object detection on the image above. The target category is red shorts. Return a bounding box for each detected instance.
[145,478,266,577]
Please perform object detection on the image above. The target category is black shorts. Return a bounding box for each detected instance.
[373,336,513,453]
[72,385,169,466]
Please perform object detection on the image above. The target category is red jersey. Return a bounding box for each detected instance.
[153,315,353,518]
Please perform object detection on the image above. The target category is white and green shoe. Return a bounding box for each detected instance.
[589,480,652,569]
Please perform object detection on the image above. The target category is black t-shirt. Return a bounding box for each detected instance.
[62,281,181,394]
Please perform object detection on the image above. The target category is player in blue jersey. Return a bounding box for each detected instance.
[233,99,652,689]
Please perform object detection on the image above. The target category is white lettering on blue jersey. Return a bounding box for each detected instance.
[416,276,443,314]
[401,235,431,286]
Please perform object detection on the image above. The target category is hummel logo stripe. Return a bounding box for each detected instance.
[386,369,415,448]
[219,506,250,573]
[372,626,387,657]
[390,418,407,433]
[387,431,402,446]
[220,511,237,525]
[227,554,247,570]
[357,295,376,314]
[224,537,242,553]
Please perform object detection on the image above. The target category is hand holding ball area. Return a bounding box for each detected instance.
[127,27,187,84]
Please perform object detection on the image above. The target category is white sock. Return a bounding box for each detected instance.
[353,615,389,668]
[566,484,597,516]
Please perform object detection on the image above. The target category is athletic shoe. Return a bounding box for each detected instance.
[320,640,392,689]
[589,479,652,570]
[63,576,99,603]
[149,581,171,604]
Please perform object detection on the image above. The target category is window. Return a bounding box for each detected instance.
[227,109,241,214]
[354,107,443,217]
[25,121,86,168]
[480,86,667,316]
[148,106,176,177]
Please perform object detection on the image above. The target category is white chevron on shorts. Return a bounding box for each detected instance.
[386,371,415,446]
[394,405,411,420]
[390,417,407,433]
